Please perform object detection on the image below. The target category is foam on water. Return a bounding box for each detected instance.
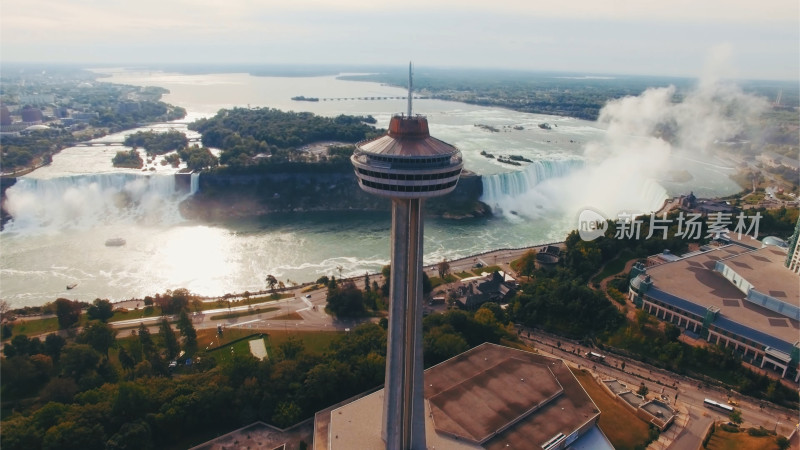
[4,173,194,232]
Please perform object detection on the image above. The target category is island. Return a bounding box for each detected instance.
[181,107,488,220]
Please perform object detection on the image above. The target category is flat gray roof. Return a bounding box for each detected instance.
[425,343,599,450]
[428,358,563,443]
[720,246,798,304]
[322,344,599,449]
[645,246,800,347]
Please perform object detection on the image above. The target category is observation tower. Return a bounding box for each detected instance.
[351,63,463,450]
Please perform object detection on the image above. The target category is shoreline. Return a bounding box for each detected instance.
[7,242,563,314]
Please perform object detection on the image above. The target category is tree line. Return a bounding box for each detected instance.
[187,107,381,170]
[1,280,511,449]
[114,130,218,171]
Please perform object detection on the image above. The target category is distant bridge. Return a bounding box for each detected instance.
[299,96,429,102]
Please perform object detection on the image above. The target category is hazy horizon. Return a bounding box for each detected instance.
[2,0,798,81]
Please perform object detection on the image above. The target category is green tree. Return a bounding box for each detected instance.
[44,334,66,362]
[637,382,649,396]
[437,258,451,278]
[1,355,50,394]
[154,289,190,315]
[106,421,153,450]
[424,330,469,366]
[4,334,43,357]
[776,436,791,450]
[177,311,197,350]
[118,347,135,372]
[278,336,305,360]
[77,321,117,358]
[137,324,155,358]
[41,420,106,450]
[39,377,79,404]
[112,383,150,424]
[517,250,537,277]
[158,318,179,360]
[272,401,302,428]
[1,415,43,450]
[60,344,101,380]
[266,274,278,290]
[729,409,743,425]
[664,323,681,342]
[326,282,366,317]
[55,298,82,329]
[111,149,143,169]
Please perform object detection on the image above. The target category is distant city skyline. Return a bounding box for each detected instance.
[1,0,798,80]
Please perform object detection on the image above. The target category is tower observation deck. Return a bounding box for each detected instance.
[351,115,463,198]
[351,64,463,450]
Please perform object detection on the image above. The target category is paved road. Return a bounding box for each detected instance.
[519,327,798,446]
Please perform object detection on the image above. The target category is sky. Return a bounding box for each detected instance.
[1,0,798,80]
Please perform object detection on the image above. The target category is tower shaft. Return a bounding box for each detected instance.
[383,198,426,450]
[351,64,462,450]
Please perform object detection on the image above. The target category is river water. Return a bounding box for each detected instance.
[0,70,742,307]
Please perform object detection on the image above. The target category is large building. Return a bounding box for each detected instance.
[786,217,800,274]
[629,237,800,381]
[350,63,463,450]
[314,343,608,450]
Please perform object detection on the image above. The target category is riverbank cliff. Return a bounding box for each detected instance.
[179,169,489,221]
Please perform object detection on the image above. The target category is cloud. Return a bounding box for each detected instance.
[1,0,796,79]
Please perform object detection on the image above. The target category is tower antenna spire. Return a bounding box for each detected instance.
[407,61,413,117]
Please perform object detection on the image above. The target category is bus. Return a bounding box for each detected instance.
[704,398,734,413]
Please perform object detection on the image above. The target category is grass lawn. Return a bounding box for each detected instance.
[743,192,766,205]
[591,249,636,284]
[266,330,341,355]
[271,312,304,320]
[571,368,652,450]
[202,293,291,311]
[197,328,340,357]
[429,274,458,288]
[706,428,781,450]
[197,327,255,350]
[209,337,255,364]
[208,306,279,321]
[6,316,60,337]
[111,307,162,322]
[472,265,502,275]
[455,271,473,279]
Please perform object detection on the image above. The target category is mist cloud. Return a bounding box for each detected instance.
[483,52,770,221]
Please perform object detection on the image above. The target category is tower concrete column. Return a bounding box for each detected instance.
[383,198,426,450]
[351,63,463,450]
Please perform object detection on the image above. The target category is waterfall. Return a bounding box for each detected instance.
[480,157,668,220]
[3,173,192,231]
[190,172,200,195]
[481,158,584,212]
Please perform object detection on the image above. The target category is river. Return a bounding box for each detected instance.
[0,69,742,307]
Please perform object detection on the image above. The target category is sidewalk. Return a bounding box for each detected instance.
[647,402,690,450]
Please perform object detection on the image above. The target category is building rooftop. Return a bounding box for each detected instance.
[319,343,599,450]
[356,115,460,158]
[644,245,800,352]
[719,246,798,303]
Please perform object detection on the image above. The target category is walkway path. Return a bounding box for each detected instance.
[587,255,640,321]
